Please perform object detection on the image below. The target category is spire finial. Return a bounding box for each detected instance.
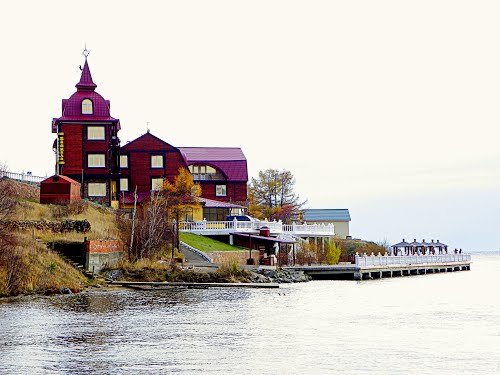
[83,43,90,59]
[76,47,97,91]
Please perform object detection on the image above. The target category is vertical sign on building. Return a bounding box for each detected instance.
[58,132,65,165]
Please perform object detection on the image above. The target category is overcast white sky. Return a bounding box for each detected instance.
[1,1,499,250]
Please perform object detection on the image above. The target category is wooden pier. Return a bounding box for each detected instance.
[284,254,472,280]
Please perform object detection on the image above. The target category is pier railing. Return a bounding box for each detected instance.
[179,219,335,236]
[355,253,471,267]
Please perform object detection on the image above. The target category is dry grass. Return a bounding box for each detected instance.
[0,233,87,297]
[106,258,252,283]
[11,200,121,242]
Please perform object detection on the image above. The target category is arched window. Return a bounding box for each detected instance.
[188,165,225,181]
[82,99,93,114]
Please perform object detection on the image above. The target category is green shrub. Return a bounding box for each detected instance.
[325,240,341,265]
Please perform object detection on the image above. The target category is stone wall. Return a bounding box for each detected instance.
[0,219,90,233]
[209,250,260,266]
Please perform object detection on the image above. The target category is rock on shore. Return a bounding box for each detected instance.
[253,269,311,283]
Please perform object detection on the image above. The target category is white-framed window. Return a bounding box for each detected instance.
[151,155,163,168]
[87,126,105,140]
[188,164,225,180]
[120,155,128,168]
[151,178,164,191]
[88,182,106,197]
[215,184,227,197]
[82,99,93,114]
[88,154,105,167]
[120,178,129,192]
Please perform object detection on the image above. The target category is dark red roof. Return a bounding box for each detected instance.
[121,132,178,152]
[198,197,246,208]
[179,147,248,181]
[76,59,97,91]
[119,191,152,205]
[179,147,246,161]
[53,58,119,127]
[41,174,81,185]
[233,232,296,244]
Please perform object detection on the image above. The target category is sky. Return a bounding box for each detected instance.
[0,1,499,251]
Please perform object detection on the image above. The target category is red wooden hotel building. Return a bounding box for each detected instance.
[51,56,248,219]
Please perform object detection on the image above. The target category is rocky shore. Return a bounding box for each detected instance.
[104,266,311,285]
[252,268,311,283]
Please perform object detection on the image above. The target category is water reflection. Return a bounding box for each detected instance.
[0,254,499,374]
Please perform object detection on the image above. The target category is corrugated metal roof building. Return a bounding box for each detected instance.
[303,209,351,239]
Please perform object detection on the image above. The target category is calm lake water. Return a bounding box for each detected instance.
[1,253,499,374]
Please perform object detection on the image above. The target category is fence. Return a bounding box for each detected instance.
[0,170,45,184]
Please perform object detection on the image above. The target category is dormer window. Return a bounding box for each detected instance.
[82,99,93,114]
[188,165,225,181]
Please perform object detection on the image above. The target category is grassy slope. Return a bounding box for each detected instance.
[0,233,87,297]
[12,200,121,242]
[180,232,246,252]
[0,180,117,296]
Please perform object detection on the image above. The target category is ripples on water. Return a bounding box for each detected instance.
[1,253,499,374]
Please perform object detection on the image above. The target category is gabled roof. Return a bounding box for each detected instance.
[198,197,246,209]
[392,240,411,247]
[121,132,179,152]
[41,174,80,185]
[409,239,422,246]
[179,147,248,182]
[303,209,351,222]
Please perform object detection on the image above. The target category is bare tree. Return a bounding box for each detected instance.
[137,190,168,258]
[129,186,138,256]
[0,163,16,222]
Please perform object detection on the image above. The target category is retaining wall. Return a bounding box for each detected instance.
[85,240,123,274]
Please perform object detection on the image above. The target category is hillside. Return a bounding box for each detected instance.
[180,232,246,252]
[0,179,120,297]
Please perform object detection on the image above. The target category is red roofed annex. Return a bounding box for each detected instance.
[51,53,248,213]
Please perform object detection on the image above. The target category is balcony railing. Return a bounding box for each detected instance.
[179,219,335,236]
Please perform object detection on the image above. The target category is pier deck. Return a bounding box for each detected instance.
[285,254,471,280]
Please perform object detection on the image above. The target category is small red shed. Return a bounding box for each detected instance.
[40,175,81,205]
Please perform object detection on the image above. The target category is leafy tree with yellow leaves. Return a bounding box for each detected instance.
[163,168,202,254]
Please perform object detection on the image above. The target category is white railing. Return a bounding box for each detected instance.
[0,170,45,184]
[283,223,335,235]
[355,253,471,267]
[179,219,335,236]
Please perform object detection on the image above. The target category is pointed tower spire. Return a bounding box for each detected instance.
[76,48,97,91]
